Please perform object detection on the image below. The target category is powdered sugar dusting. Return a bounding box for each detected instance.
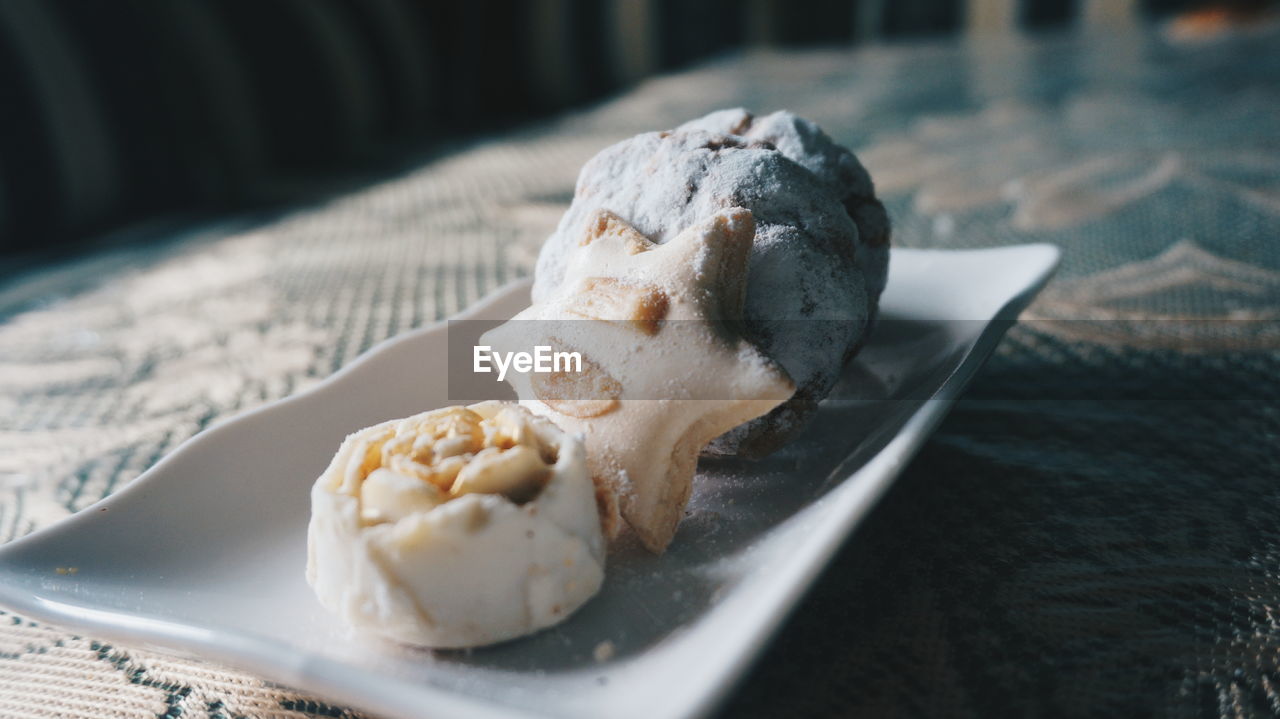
[533,110,890,457]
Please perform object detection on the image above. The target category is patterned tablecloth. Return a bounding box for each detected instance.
[2,25,1279,719]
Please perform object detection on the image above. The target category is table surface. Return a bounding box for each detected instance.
[2,25,1278,719]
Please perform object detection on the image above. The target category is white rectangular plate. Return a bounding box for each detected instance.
[0,245,1058,719]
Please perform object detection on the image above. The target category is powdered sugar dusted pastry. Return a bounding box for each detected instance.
[533,110,887,457]
[677,108,890,307]
[488,208,794,553]
[306,402,604,648]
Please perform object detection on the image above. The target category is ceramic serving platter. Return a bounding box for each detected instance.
[0,245,1058,719]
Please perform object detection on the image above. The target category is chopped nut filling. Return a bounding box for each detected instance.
[355,406,556,525]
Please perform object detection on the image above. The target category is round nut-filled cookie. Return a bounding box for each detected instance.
[306,402,605,648]
[533,111,889,457]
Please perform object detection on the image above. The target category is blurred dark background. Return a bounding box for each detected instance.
[0,0,1258,261]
